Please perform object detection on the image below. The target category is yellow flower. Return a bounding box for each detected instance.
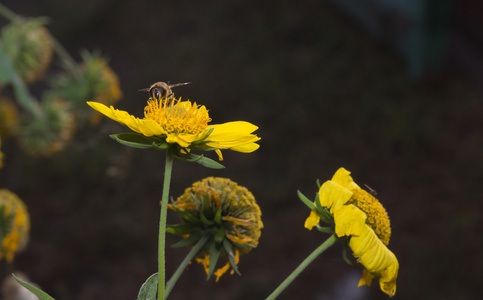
[0,189,30,262]
[169,177,263,280]
[305,168,398,296]
[87,96,260,160]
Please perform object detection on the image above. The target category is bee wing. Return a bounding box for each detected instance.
[168,82,191,88]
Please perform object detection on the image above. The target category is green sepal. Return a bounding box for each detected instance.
[190,128,214,145]
[316,179,321,189]
[223,240,241,276]
[314,192,322,210]
[214,227,226,243]
[12,274,55,300]
[151,142,170,150]
[315,224,334,234]
[207,243,221,280]
[109,133,159,149]
[318,207,334,225]
[137,273,158,300]
[166,223,197,235]
[342,242,356,266]
[297,190,316,211]
[171,233,203,248]
[169,204,201,224]
[214,208,222,224]
[189,154,225,169]
[200,212,214,226]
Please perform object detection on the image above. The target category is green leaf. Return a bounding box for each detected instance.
[137,273,158,300]
[297,190,316,211]
[109,133,157,149]
[12,274,55,300]
[189,154,225,169]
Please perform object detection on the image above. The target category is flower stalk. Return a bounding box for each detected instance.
[158,150,174,299]
[266,234,337,300]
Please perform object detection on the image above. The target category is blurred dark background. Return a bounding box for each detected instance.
[1,0,482,299]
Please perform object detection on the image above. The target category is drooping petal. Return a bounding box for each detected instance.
[331,167,360,190]
[349,225,398,296]
[304,210,320,230]
[333,204,366,237]
[358,270,375,287]
[318,180,353,213]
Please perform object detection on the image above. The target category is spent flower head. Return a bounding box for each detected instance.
[0,97,19,138]
[0,189,30,262]
[49,51,122,125]
[0,17,53,84]
[17,97,75,157]
[87,88,260,165]
[301,168,398,296]
[168,177,263,281]
[0,136,3,168]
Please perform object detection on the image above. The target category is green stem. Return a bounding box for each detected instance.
[0,3,19,22]
[158,151,174,299]
[266,234,338,300]
[165,234,209,299]
[51,36,80,76]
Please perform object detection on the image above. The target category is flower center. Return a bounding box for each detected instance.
[143,98,211,135]
[349,189,391,245]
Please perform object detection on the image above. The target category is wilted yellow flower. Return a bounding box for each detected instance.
[17,98,75,157]
[0,189,30,262]
[305,168,398,296]
[0,17,53,84]
[87,95,260,160]
[0,136,4,169]
[169,177,263,281]
[0,97,19,137]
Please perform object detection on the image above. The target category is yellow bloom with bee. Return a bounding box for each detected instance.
[305,168,399,296]
[87,91,260,160]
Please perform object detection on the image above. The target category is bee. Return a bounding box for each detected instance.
[139,82,190,102]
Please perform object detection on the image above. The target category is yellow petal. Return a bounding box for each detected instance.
[349,225,399,296]
[318,181,353,213]
[205,121,260,150]
[331,167,360,190]
[304,210,320,230]
[87,101,166,136]
[333,205,366,237]
[358,270,375,287]
[229,142,260,153]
